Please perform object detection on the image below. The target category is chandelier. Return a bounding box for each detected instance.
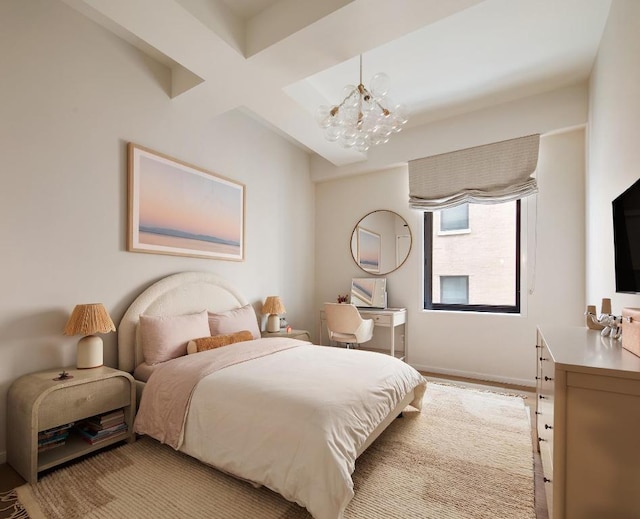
[316,55,407,152]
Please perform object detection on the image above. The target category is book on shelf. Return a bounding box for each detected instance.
[84,409,125,428]
[77,423,127,444]
[38,422,74,451]
[74,408,128,445]
[38,422,74,439]
[38,438,67,452]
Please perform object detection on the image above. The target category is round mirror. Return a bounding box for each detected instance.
[350,210,412,275]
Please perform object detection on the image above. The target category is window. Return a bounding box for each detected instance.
[424,200,521,313]
[439,204,469,232]
[440,276,469,304]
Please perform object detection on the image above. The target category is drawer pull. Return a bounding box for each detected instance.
[539,395,546,400]
[545,424,553,430]
[539,357,548,361]
[536,345,541,349]
[543,477,552,483]
[535,376,540,380]
[535,411,541,415]
[538,437,547,442]
[544,376,553,382]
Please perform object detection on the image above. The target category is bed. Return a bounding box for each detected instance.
[119,271,426,519]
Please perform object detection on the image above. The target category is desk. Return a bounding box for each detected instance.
[319,307,407,361]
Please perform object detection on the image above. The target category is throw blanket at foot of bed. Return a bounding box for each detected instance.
[135,338,426,519]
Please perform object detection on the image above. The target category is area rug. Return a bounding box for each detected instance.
[15,383,535,518]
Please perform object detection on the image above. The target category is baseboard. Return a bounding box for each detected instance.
[410,363,534,390]
[0,451,6,464]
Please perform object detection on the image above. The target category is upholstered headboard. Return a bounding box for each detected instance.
[118,271,248,374]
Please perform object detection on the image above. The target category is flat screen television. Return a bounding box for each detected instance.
[612,178,640,293]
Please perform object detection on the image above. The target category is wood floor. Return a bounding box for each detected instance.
[0,462,24,492]
[0,373,548,518]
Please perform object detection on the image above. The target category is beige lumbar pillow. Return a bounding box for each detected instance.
[187,330,254,354]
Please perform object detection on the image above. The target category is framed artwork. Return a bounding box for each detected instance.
[357,226,380,273]
[127,143,245,261]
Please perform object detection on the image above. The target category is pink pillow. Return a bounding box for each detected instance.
[208,305,261,340]
[139,310,210,365]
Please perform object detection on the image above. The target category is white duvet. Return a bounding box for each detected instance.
[179,343,426,519]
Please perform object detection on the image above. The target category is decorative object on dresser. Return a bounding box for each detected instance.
[584,298,609,330]
[536,326,640,518]
[127,143,245,261]
[7,366,135,483]
[261,296,286,333]
[621,307,640,357]
[585,297,622,339]
[63,303,116,368]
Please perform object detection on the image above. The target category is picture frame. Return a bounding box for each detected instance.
[357,226,381,273]
[127,143,245,261]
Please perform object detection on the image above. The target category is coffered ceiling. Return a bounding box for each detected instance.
[60,0,612,169]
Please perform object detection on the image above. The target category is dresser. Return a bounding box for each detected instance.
[536,326,640,518]
[319,307,407,361]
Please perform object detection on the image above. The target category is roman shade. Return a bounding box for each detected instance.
[408,134,540,210]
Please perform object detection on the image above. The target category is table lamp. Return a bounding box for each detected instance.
[263,296,286,333]
[63,303,116,368]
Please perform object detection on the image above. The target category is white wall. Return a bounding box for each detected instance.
[315,126,586,386]
[587,0,640,313]
[0,1,314,461]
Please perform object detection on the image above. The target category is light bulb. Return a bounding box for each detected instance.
[325,126,341,142]
[315,105,332,129]
[370,73,391,97]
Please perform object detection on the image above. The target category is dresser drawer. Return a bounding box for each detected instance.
[538,374,555,432]
[537,398,554,442]
[370,314,391,326]
[38,376,131,430]
[541,441,554,518]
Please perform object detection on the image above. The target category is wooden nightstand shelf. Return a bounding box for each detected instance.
[7,366,135,483]
[261,329,311,342]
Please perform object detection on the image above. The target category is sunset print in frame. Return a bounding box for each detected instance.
[128,143,245,261]
[357,227,380,273]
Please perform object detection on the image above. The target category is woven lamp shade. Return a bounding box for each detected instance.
[63,303,115,369]
[262,296,286,316]
[263,296,286,333]
[63,303,116,336]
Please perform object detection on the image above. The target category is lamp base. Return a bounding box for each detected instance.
[266,314,280,333]
[77,335,103,369]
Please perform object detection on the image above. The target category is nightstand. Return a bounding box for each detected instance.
[7,366,135,483]
[261,329,311,342]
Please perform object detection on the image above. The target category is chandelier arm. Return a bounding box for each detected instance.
[373,99,391,116]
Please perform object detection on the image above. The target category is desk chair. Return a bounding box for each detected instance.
[323,303,374,349]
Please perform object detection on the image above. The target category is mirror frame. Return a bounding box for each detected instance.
[350,210,412,275]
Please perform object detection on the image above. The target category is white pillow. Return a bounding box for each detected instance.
[139,310,210,365]
[208,304,261,340]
